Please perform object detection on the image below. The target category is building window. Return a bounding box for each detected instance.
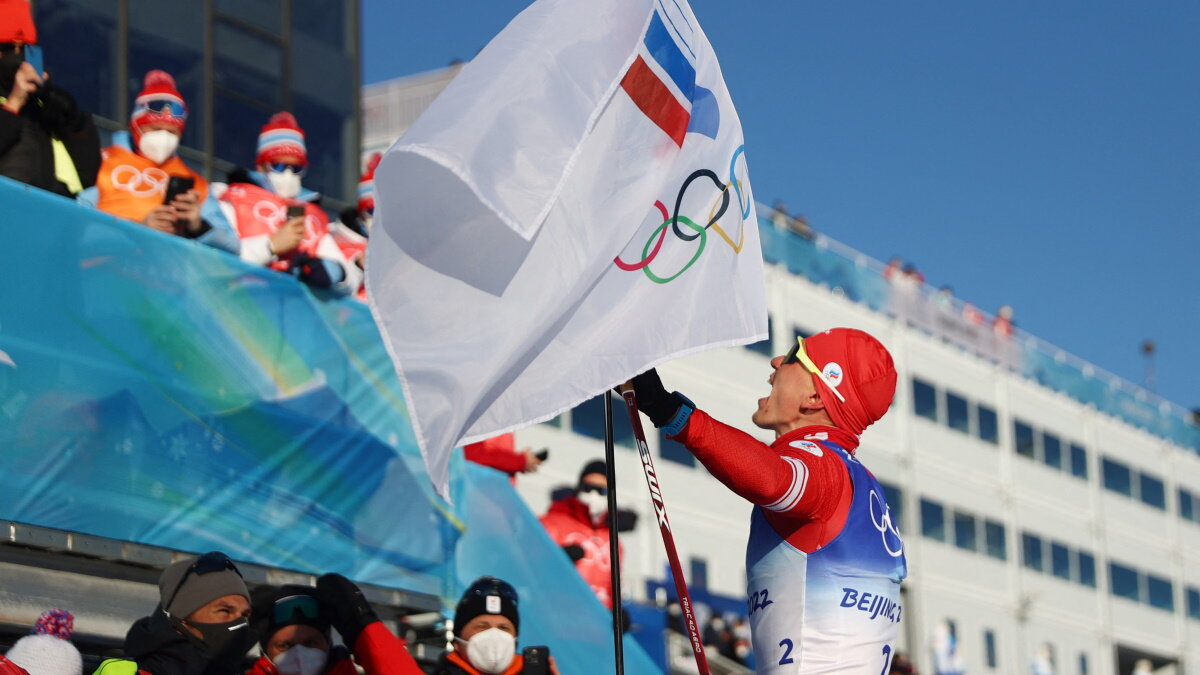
[984,520,1006,560]
[984,629,997,669]
[690,557,709,590]
[1079,653,1089,675]
[1021,533,1043,572]
[1146,575,1174,612]
[745,316,774,356]
[1069,443,1088,479]
[1180,489,1196,522]
[1042,432,1062,469]
[921,498,946,542]
[571,393,635,448]
[913,379,938,422]
[1101,457,1132,496]
[1050,541,1071,580]
[946,391,970,433]
[881,482,904,531]
[1014,420,1035,459]
[1076,551,1097,588]
[953,511,977,552]
[1109,563,1140,602]
[659,430,696,466]
[1138,473,1166,510]
[977,404,998,444]
[1186,587,1200,620]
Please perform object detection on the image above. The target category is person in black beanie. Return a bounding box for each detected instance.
[94,551,255,675]
[244,574,423,675]
[434,577,559,675]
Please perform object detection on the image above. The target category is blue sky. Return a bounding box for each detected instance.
[362,2,1199,412]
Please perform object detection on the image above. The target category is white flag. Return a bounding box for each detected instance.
[368,0,766,497]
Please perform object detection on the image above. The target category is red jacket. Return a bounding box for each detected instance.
[244,622,422,675]
[463,433,526,478]
[539,495,621,608]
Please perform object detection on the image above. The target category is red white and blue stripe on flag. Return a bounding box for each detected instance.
[620,0,720,147]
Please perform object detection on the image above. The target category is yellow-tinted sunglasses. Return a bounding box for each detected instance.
[783,337,846,403]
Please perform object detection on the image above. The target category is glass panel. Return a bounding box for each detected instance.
[881,482,904,531]
[1077,552,1096,588]
[984,520,1006,560]
[1070,443,1088,479]
[946,391,969,433]
[33,0,120,120]
[1079,653,1088,675]
[292,0,349,49]
[570,393,634,448]
[659,429,695,466]
[1014,420,1035,458]
[690,558,708,589]
[1042,432,1062,469]
[291,94,349,202]
[129,0,206,152]
[1050,541,1070,580]
[1102,458,1132,496]
[1180,489,1195,522]
[920,499,945,542]
[1021,533,1043,571]
[1146,575,1174,611]
[984,630,997,669]
[215,0,282,34]
[744,316,773,356]
[1187,588,1200,620]
[1108,563,1140,601]
[953,511,977,551]
[214,19,283,108]
[977,405,998,444]
[1139,473,1166,510]
[913,379,938,421]
[213,92,273,172]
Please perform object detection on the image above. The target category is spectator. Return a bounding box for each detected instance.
[77,70,238,253]
[246,574,423,675]
[435,576,560,675]
[882,257,902,282]
[5,609,82,675]
[0,656,29,675]
[729,618,752,667]
[329,153,380,301]
[95,551,256,675]
[217,112,360,295]
[463,433,543,482]
[992,304,1014,337]
[538,460,621,609]
[0,0,99,197]
[888,651,915,675]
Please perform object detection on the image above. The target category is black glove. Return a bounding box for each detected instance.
[562,544,585,562]
[615,508,638,533]
[339,207,369,238]
[289,253,337,289]
[626,368,683,428]
[315,573,379,649]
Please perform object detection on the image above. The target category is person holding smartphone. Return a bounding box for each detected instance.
[0,0,99,198]
[76,70,239,253]
[216,112,361,295]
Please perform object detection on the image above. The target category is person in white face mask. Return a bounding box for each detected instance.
[435,577,560,675]
[245,574,424,675]
[214,111,361,296]
[77,70,240,254]
[538,460,630,610]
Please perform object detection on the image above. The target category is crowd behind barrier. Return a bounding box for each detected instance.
[756,212,1200,454]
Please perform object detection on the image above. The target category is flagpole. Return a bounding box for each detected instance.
[620,388,711,675]
[602,393,626,675]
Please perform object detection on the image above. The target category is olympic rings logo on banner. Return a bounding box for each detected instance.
[869,489,904,558]
[614,145,751,284]
[110,165,168,198]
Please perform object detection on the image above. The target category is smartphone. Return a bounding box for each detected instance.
[522,646,550,675]
[534,448,549,461]
[23,44,43,77]
[286,205,306,219]
[163,176,195,205]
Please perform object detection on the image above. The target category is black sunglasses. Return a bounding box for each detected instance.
[163,551,241,615]
[579,484,609,497]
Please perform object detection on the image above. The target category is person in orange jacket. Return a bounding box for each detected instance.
[245,574,422,675]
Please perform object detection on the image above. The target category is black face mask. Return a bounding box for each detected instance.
[0,51,23,95]
[170,615,256,670]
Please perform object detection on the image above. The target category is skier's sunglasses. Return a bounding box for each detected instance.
[783,337,845,403]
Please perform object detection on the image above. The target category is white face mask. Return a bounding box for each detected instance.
[460,627,516,674]
[272,644,327,675]
[361,213,373,231]
[267,169,302,199]
[576,488,608,522]
[137,129,180,165]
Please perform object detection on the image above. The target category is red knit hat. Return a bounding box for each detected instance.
[357,152,382,213]
[0,0,37,44]
[256,112,307,166]
[129,70,186,145]
[803,328,897,437]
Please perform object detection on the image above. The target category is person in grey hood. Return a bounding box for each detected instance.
[95,551,255,675]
